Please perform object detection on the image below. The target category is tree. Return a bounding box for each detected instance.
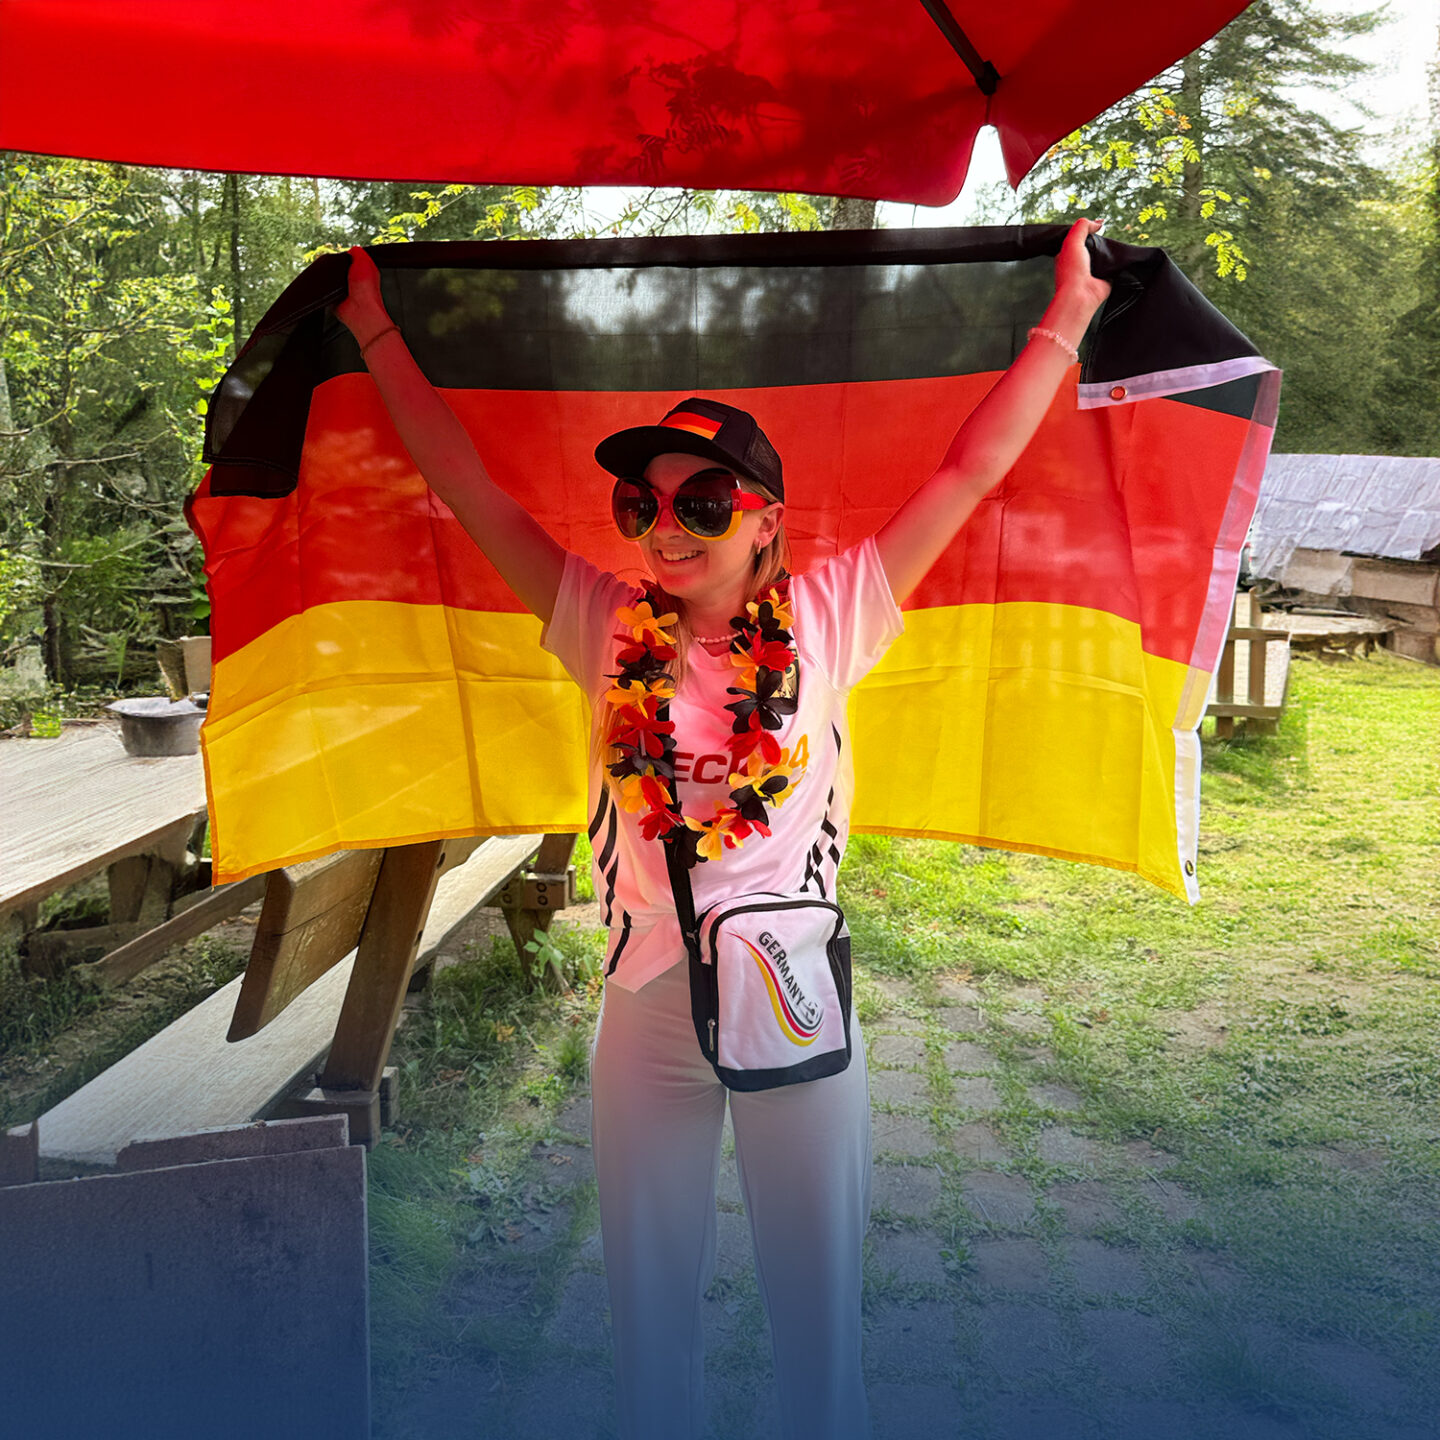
[1018,1,1424,455]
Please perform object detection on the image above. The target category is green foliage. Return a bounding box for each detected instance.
[1016,0,1428,454]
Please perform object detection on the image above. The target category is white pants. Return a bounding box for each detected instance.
[590,957,873,1440]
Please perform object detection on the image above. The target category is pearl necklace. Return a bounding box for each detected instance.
[694,632,732,645]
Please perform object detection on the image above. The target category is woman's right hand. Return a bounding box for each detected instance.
[336,246,393,348]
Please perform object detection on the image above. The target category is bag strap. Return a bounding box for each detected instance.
[662,834,702,964]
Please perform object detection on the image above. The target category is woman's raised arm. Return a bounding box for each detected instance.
[875,218,1112,606]
[336,247,568,623]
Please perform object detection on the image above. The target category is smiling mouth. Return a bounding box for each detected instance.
[658,549,703,562]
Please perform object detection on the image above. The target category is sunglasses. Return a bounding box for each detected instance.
[611,468,770,542]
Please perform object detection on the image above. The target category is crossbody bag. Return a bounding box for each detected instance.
[663,838,854,1091]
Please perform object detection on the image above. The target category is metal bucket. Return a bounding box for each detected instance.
[107,697,205,757]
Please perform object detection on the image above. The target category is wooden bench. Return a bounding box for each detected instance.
[36,833,579,1167]
[1206,590,1292,737]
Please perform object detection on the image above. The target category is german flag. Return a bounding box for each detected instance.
[188,227,1278,899]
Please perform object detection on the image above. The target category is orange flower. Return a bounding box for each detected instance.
[604,675,674,709]
[684,804,742,863]
[728,748,795,806]
[746,587,794,630]
[616,600,678,647]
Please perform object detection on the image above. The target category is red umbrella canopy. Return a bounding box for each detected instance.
[0,0,1249,204]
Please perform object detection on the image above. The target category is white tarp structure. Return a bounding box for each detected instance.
[1249,454,1440,580]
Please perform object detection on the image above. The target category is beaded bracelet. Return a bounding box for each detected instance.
[1027,326,1080,364]
[359,323,400,358]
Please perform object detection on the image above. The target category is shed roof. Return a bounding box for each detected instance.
[1250,454,1440,579]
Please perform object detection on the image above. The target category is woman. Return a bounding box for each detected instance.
[338,217,1110,1440]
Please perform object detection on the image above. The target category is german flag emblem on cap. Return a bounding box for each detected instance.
[661,409,723,440]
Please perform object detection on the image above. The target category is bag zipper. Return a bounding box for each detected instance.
[708,1018,716,1054]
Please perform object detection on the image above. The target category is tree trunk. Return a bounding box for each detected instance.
[225,172,243,341]
[1179,50,1208,286]
[831,196,878,230]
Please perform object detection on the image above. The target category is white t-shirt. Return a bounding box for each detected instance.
[540,536,904,991]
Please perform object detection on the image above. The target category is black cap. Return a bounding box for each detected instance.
[594,398,784,500]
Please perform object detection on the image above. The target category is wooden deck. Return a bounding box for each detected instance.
[0,724,206,917]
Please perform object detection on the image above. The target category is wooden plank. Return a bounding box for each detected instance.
[1215,637,1237,705]
[37,835,541,1167]
[75,874,269,990]
[226,850,383,1042]
[0,727,206,916]
[319,840,448,1094]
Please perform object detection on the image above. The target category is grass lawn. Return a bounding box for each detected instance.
[364,648,1439,1438]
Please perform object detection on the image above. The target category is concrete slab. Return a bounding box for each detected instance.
[970,1237,1050,1295]
[962,1171,1037,1230]
[873,1111,936,1160]
[1104,1399,1211,1439]
[972,1395,1090,1440]
[1036,1127,1104,1168]
[1047,1180,1122,1234]
[870,1067,932,1106]
[868,1380,963,1440]
[933,1004,984,1034]
[115,1114,348,1170]
[871,1163,942,1219]
[936,979,982,1006]
[0,1145,369,1440]
[975,1303,1068,1381]
[871,1033,928,1066]
[1078,1308,1171,1384]
[871,1229,947,1287]
[1029,1082,1084,1112]
[943,1039,996,1071]
[950,1122,1009,1164]
[952,1075,1002,1112]
[866,1300,956,1377]
[1064,1238,1147,1297]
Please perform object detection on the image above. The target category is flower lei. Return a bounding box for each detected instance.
[602,580,805,869]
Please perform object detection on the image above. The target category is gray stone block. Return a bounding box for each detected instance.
[872,1111,935,1160]
[950,1122,1009,1164]
[871,1033,927,1066]
[952,1075,1002,1112]
[871,1229,947,1287]
[1079,1307,1171,1383]
[943,1039,996,1072]
[934,1003,984,1034]
[975,1303,1068,1381]
[961,1171,1036,1230]
[1036,1126,1103,1168]
[0,1145,368,1440]
[871,1163,942,1219]
[1047,1179,1122,1234]
[936,979,982,1006]
[1065,1238,1147,1296]
[970,1237,1050,1294]
[115,1114,348,1171]
[865,1300,957,1377]
[869,1067,931,1106]
[1030,1081,1084,1112]
[868,1380,963,1440]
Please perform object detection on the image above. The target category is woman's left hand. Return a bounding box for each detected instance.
[1055,216,1111,317]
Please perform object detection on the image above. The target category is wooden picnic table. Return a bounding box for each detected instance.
[0,725,210,962]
